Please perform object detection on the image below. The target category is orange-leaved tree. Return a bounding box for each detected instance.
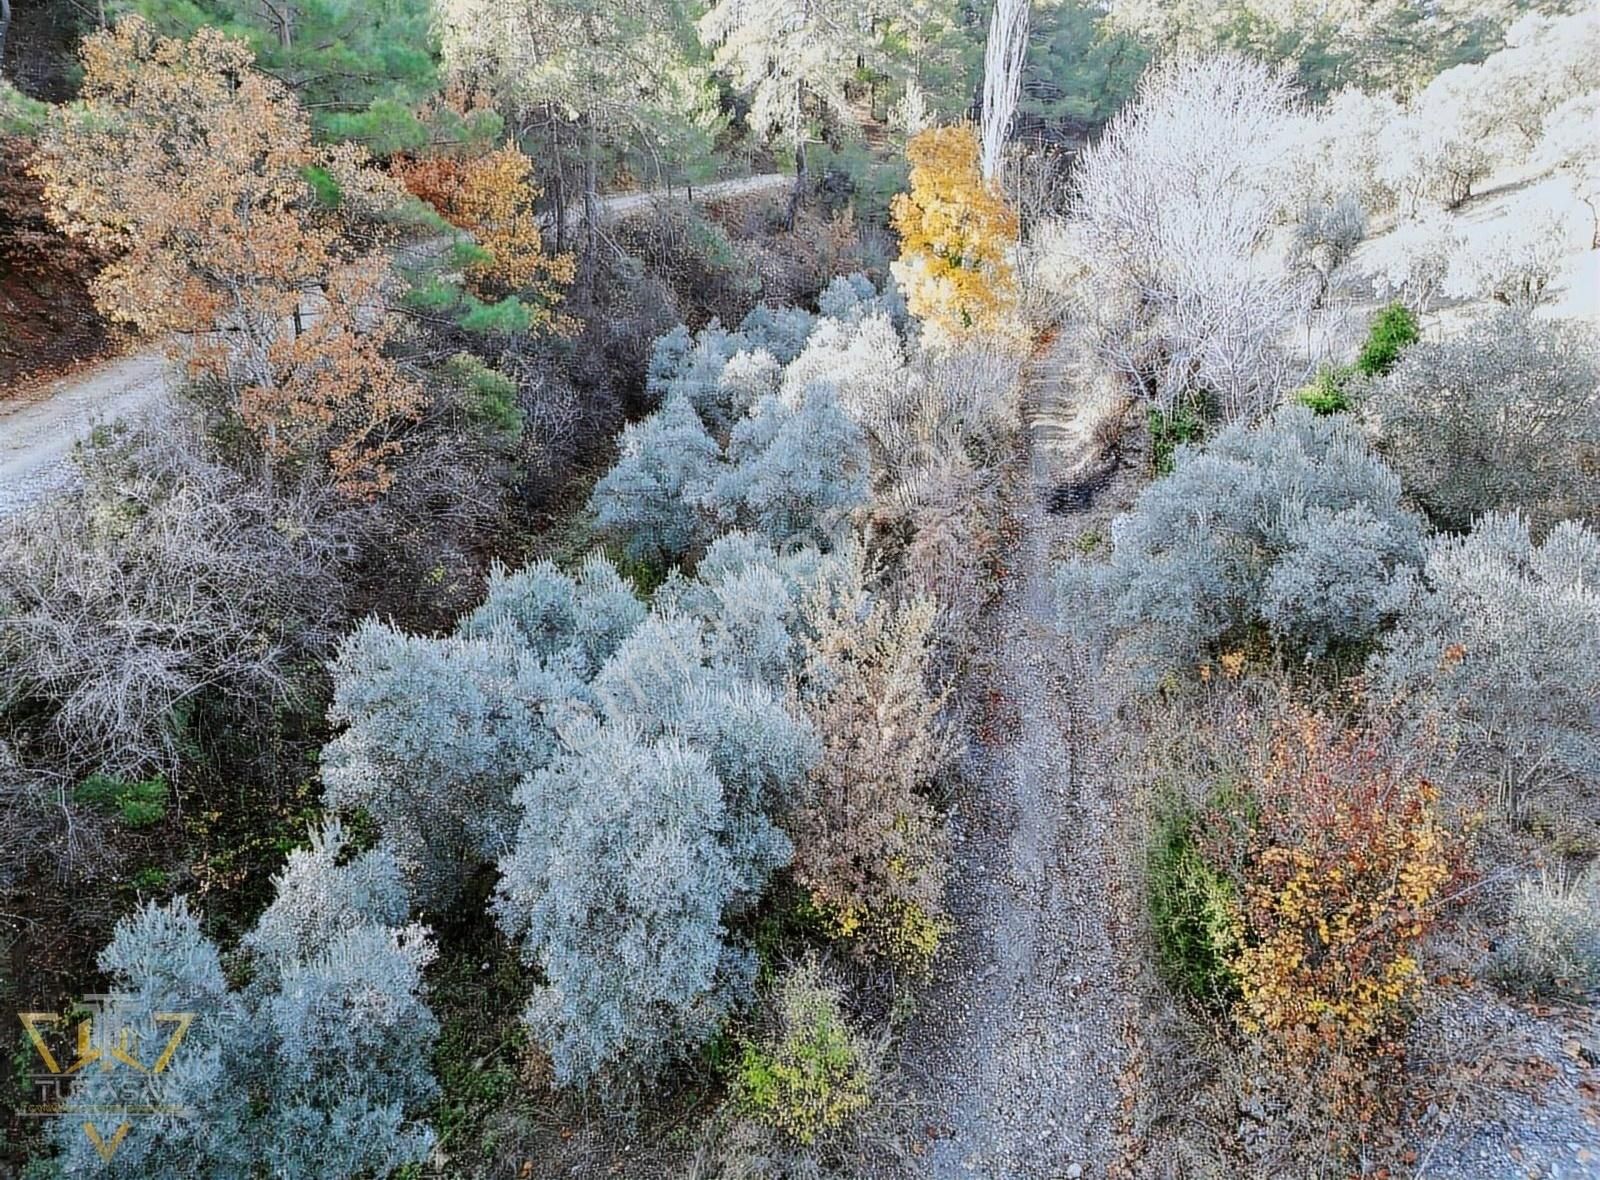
[398,143,573,325]
[33,17,422,496]
[890,124,1018,340]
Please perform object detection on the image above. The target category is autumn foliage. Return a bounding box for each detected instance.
[890,124,1018,340]
[1225,713,1458,1058]
[790,566,952,972]
[398,144,574,320]
[32,18,422,496]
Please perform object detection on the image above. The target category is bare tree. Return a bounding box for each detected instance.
[980,0,1030,182]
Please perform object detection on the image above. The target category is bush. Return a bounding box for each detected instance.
[1370,512,1600,818]
[1293,364,1354,415]
[494,718,761,1088]
[1058,405,1425,684]
[491,571,825,1087]
[1353,302,1418,377]
[1492,867,1600,998]
[1357,311,1600,535]
[789,552,951,972]
[1226,715,1457,1057]
[731,957,877,1146]
[0,415,353,779]
[51,823,438,1178]
[590,394,722,566]
[322,602,596,911]
[1148,801,1240,1007]
[592,311,877,565]
[1286,195,1365,303]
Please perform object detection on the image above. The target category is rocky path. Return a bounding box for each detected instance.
[902,339,1142,1178]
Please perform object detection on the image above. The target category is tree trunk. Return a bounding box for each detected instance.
[786,138,807,231]
[0,0,11,73]
[582,117,599,260]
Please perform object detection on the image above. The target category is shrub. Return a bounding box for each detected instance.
[456,552,646,680]
[590,394,722,566]
[1353,302,1418,377]
[73,773,169,828]
[714,385,871,550]
[731,957,877,1146]
[1057,405,1425,684]
[51,823,438,1178]
[593,362,872,565]
[1492,867,1600,998]
[1370,512,1600,818]
[0,415,352,779]
[1357,311,1600,535]
[789,554,952,972]
[494,719,760,1088]
[1293,364,1354,415]
[321,619,583,911]
[738,303,818,365]
[1148,801,1240,1007]
[1227,715,1457,1058]
[492,586,820,1088]
[1286,195,1365,303]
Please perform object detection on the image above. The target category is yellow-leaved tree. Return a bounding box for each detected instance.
[890,124,1019,340]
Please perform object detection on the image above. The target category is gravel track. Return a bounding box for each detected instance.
[902,336,1143,1179]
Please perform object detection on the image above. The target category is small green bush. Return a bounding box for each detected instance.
[1148,801,1240,1006]
[732,958,875,1146]
[1355,303,1419,377]
[443,353,523,438]
[74,774,169,828]
[1148,402,1204,476]
[1295,364,1355,415]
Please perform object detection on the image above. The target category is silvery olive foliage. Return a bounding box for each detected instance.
[496,603,819,1088]
[592,291,894,565]
[1357,311,1600,536]
[1370,512,1600,812]
[1287,195,1366,304]
[590,393,724,566]
[323,556,643,912]
[54,823,438,1179]
[1057,405,1426,683]
[322,621,582,911]
[738,302,818,364]
[494,718,759,1088]
[457,551,648,679]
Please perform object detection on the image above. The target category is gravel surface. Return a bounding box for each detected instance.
[901,336,1143,1179]
[0,348,169,518]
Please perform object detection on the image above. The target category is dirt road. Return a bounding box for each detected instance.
[901,334,1143,1178]
[0,173,789,518]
